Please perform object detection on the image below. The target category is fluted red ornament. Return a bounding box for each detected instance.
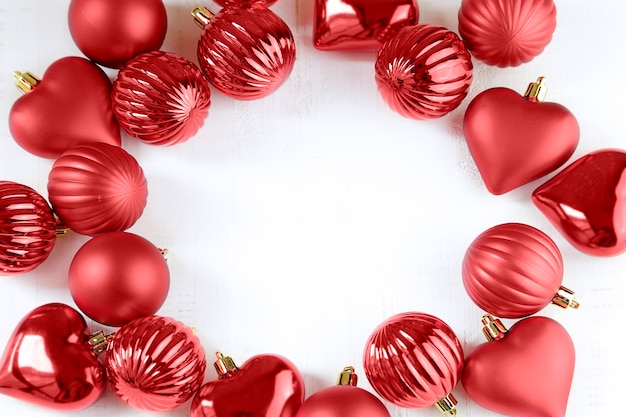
[458,0,557,67]
[113,51,211,146]
[363,312,463,415]
[375,24,473,119]
[47,143,148,236]
[105,315,206,411]
[214,0,278,6]
[192,5,296,100]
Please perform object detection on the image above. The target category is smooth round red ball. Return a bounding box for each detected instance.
[68,232,169,327]
[295,385,390,417]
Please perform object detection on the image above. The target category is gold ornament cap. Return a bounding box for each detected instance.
[481,314,508,342]
[14,71,40,94]
[336,366,358,386]
[87,331,114,354]
[524,76,548,102]
[214,352,239,377]
[552,285,580,310]
[434,393,458,416]
[191,5,214,28]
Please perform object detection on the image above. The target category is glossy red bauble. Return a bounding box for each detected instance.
[113,51,211,146]
[375,24,473,119]
[458,0,557,67]
[533,149,626,256]
[105,315,206,411]
[214,0,278,6]
[9,57,120,159]
[0,303,105,410]
[68,0,167,68]
[47,143,148,236]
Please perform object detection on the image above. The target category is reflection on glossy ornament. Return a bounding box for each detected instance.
[533,149,626,256]
[375,24,473,119]
[214,0,277,6]
[313,0,418,51]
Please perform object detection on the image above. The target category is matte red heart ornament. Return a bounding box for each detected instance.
[464,77,579,195]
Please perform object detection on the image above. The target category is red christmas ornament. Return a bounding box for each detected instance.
[464,77,579,195]
[47,143,148,236]
[105,315,206,411]
[313,0,418,51]
[462,315,575,417]
[192,5,296,100]
[190,352,304,417]
[0,303,106,411]
[533,149,626,256]
[8,57,120,159]
[458,0,557,67]
[68,232,170,327]
[294,366,390,417]
[375,24,473,120]
[214,0,278,6]
[112,51,211,146]
[463,223,580,318]
[363,312,463,415]
[68,0,167,68]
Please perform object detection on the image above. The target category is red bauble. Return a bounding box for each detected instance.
[0,181,58,275]
[462,315,575,417]
[190,352,304,417]
[375,24,473,120]
[313,0,418,51]
[533,149,626,256]
[47,143,148,236]
[463,223,579,318]
[0,303,105,410]
[193,6,296,100]
[9,57,120,159]
[363,312,463,414]
[68,232,169,327]
[464,77,579,195]
[105,315,206,411]
[458,0,557,67]
[113,51,211,146]
[214,0,278,6]
[68,0,167,68]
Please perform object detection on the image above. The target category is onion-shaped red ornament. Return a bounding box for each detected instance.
[112,51,211,146]
[47,143,148,236]
[192,5,296,100]
[105,315,206,411]
[363,312,463,415]
[0,181,58,275]
[458,0,557,67]
[214,0,278,6]
[375,24,473,119]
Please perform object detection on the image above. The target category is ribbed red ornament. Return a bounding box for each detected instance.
[113,51,211,146]
[105,315,206,411]
[458,0,557,67]
[214,0,277,6]
[375,24,473,119]
[47,143,148,236]
[0,181,58,275]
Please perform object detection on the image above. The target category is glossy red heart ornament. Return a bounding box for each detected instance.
[190,352,304,417]
[9,56,121,159]
[462,315,575,417]
[464,78,579,195]
[0,303,106,411]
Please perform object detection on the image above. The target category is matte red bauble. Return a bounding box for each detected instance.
[462,315,575,417]
[463,223,579,318]
[190,352,304,417]
[47,143,148,236]
[105,315,206,411]
[363,312,463,415]
[68,232,169,327]
[0,303,105,411]
[375,24,473,119]
[68,0,167,68]
[313,0,418,51]
[0,181,58,275]
[9,57,120,159]
[294,366,390,417]
[533,149,626,256]
[464,77,579,195]
[214,0,277,6]
[113,51,211,146]
[458,0,557,67]
[192,6,296,100]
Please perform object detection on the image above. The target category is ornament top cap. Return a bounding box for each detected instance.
[524,76,548,102]
[191,5,215,28]
[87,330,114,354]
[552,285,581,310]
[214,352,239,377]
[337,366,358,386]
[13,70,40,94]
[481,314,508,342]
[434,394,458,416]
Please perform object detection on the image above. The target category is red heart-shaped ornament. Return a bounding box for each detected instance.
[0,303,106,411]
[9,56,121,159]
[462,316,575,417]
[464,78,579,195]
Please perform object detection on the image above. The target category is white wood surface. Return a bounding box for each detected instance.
[1,1,625,416]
